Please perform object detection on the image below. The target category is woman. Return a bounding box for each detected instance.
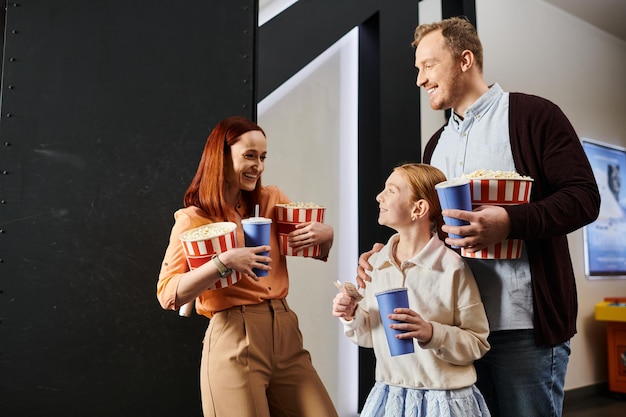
[157,116,337,417]
[332,163,490,417]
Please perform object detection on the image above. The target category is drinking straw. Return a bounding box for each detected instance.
[255,204,260,218]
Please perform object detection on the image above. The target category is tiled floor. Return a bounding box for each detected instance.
[563,389,626,417]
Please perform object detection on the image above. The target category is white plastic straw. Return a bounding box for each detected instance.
[255,204,260,218]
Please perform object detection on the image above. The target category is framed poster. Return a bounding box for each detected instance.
[582,138,626,278]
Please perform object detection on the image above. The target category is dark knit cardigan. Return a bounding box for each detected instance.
[423,93,600,346]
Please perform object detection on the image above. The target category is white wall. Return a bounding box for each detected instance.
[257,28,360,416]
[419,0,626,390]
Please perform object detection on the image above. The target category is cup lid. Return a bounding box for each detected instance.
[435,178,470,189]
[241,216,272,224]
[375,287,408,296]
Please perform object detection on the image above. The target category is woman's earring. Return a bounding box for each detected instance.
[411,215,416,222]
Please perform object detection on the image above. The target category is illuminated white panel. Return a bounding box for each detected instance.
[259,0,300,26]
[258,28,359,417]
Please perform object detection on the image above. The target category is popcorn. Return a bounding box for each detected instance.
[463,169,532,180]
[180,224,234,241]
[277,202,323,208]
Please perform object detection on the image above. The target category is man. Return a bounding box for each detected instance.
[358,17,600,417]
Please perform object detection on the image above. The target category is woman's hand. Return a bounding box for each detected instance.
[288,221,333,248]
[288,221,334,260]
[175,245,270,305]
[219,246,272,280]
[332,292,357,320]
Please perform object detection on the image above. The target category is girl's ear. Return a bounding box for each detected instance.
[412,199,429,220]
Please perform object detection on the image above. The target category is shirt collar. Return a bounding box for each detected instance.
[373,233,445,272]
[452,82,504,122]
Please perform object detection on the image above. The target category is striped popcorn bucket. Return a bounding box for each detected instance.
[275,204,326,257]
[461,178,533,259]
[179,222,241,289]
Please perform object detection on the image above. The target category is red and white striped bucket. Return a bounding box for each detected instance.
[275,204,325,257]
[179,222,241,289]
[468,178,532,206]
[461,178,533,259]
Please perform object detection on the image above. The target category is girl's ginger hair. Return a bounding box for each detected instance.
[394,163,448,241]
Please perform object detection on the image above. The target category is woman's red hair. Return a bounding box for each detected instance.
[183,116,265,221]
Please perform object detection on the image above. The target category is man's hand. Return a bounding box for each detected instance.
[441,205,511,251]
[356,243,384,288]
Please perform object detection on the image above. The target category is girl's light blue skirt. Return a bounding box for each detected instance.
[361,382,491,417]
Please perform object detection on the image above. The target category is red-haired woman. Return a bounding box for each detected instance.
[157,116,337,417]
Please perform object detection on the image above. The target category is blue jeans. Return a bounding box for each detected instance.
[474,329,571,417]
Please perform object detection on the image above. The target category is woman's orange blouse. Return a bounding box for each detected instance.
[157,186,291,318]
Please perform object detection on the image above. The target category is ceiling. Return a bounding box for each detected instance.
[260,1,626,42]
[543,0,626,41]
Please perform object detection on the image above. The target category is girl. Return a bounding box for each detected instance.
[158,116,338,417]
[332,163,490,417]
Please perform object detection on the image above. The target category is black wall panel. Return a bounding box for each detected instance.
[0,1,255,415]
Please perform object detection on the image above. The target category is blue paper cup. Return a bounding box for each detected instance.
[242,217,272,277]
[435,178,472,247]
[375,288,414,356]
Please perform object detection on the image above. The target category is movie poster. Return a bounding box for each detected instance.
[582,138,626,278]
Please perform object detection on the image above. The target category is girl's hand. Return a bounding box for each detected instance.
[388,308,433,344]
[332,292,357,320]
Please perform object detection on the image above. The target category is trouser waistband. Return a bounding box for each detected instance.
[233,299,290,313]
